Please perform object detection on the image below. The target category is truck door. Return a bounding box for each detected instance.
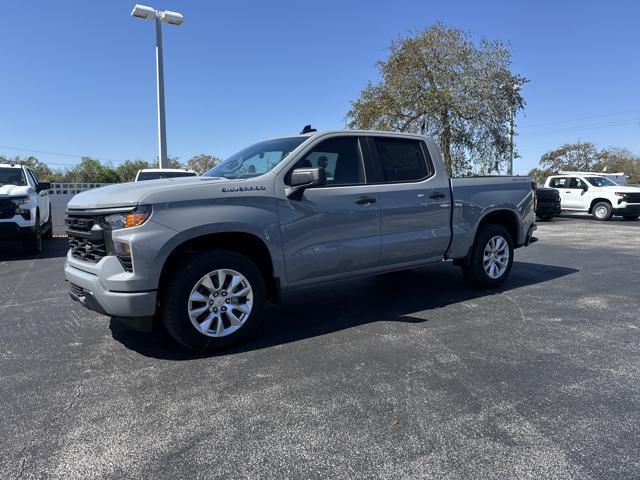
[549,177,571,209]
[367,136,452,265]
[26,168,49,225]
[564,177,589,210]
[276,136,381,285]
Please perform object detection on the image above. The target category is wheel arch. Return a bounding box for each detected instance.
[588,198,612,213]
[158,231,280,303]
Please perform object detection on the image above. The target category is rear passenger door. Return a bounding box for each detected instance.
[366,136,452,265]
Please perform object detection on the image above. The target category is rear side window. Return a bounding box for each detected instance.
[293,137,364,185]
[568,177,587,189]
[549,177,568,188]
[373,138,429,182]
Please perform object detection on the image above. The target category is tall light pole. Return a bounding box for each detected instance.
[131,4,183,169]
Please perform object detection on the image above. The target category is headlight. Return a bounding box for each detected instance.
[10,196,30,206]
[104,205,151,230]
[614,192,625,198]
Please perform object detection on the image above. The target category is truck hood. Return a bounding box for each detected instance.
[66,176,234,210]
[0,184,32,198]
[596,185,640,193]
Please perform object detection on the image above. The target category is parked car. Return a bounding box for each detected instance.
[0,163,52,253]
[64,129,537,352]
[545,174,640,221]
[535,186,562,221]
[134,168,197,181]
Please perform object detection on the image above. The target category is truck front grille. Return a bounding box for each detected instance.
[623,192,640,203]
[0,200,16,219]
[66,215,108,263]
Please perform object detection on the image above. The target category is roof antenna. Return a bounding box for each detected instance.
[300,125,317,134]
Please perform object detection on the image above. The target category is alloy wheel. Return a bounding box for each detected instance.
[187,269,253,337]
[483,235,510,279]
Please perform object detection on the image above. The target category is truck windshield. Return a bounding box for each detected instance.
[0,168,27,186]
[137,171,197,181]
[585,176,618,187]
[204,137,307,179]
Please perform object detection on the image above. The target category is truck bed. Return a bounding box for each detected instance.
[447,176,536,259]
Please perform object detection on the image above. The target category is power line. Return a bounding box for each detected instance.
[521,118,639,138]
[523,109,640,128]
[0,143,122,164]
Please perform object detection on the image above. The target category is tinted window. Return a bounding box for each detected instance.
[549,177,568,188]
[293,137,364,185]
[374,138,428,182]
[568,177,587,189]
[137,171,197,181]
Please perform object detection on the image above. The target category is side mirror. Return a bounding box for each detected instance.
[286,167,326,199]
[36,181,51,193]
[582,184,589,191]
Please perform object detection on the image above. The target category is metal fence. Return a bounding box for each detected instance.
[49,183,112,235]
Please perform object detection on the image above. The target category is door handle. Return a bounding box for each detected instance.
[355,196,376,205]
[565,190,572,193]
[430,192,446,199]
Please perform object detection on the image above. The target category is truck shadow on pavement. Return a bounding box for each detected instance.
[0,237,68,261]
[110,261,578,360]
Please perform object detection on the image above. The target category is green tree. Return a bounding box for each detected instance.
[538,142,599,172]
[346,23,526,175]
[527,167,553,185]
[595,147,640,185]
[0,155,54,180]
[167,156,183,169]
[68,157,119,183]
[116,159,153,182]
[186,154,222,175]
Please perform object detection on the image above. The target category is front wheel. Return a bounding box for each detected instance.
[43,212,53,239]
[160,250,267,352]
[24,214,42,254]
[592,202,612,221]
[461,224,514,288]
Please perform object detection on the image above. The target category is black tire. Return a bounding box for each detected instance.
[160,250,267,352]
[461,224,514,289]
[592,201,613,221]
[24,213,42,254]
[43,211,53,239]
[623,215,639,221]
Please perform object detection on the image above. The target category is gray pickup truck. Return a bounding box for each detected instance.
[64,129,537,351]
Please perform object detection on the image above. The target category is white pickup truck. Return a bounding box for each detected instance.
[0,163,52,252]
[545,174,640,221]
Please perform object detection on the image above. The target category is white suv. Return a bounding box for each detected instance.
[0,163,52,252]
[545,174,640,221]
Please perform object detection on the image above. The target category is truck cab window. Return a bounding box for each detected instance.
[549,177,568,188]
[373,138,429,182]
[293,137,364,185]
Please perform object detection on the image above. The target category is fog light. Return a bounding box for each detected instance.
[113,241,132,256]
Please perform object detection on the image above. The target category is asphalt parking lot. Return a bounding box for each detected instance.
[1,215,639,480]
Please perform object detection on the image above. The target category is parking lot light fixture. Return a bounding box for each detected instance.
[130,4,184,169]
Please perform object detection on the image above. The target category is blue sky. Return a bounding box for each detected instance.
[1,0,638,174]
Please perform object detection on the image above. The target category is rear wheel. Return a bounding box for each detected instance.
[461,224,514,288]
[592,202,612,221]
[160,250,267,352]
[623,215,639,221]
